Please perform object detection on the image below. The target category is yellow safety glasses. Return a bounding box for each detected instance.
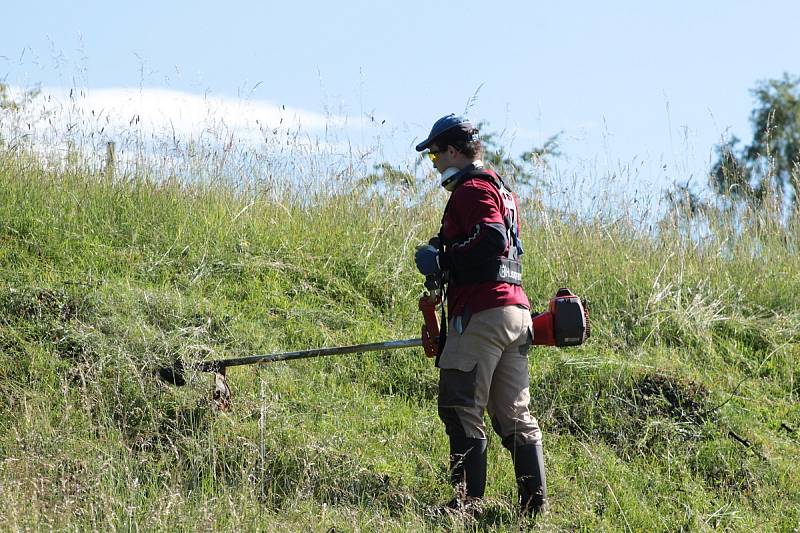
[427,148,446,162]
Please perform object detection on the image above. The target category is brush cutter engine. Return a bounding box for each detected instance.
[531,288,590,346]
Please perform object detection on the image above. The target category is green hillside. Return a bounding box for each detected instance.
[1,146,799,531]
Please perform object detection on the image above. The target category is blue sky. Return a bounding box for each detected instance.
[3,1,800,201]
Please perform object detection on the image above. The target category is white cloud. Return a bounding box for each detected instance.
[6,85,350,144]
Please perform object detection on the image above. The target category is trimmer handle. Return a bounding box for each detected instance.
[418,292,441,358]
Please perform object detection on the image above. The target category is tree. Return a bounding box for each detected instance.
[359,161,418,193]
[710,73,800,215]
[477,121,562,196]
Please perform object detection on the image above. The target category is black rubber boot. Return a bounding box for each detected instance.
[510,444,547,516]
[448,436,487,500]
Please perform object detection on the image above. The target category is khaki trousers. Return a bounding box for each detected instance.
[437,305,542,447]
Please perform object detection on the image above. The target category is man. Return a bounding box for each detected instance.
[414,114,546,516]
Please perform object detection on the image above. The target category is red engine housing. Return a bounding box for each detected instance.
[531,288,590,347]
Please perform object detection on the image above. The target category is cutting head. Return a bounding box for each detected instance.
[156,359,186,386]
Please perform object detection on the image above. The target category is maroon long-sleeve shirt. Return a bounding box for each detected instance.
[440,171,530,317]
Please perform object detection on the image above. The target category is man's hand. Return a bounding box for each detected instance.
[415,244,440,276]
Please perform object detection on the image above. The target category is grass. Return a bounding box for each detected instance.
[0,126,799,531]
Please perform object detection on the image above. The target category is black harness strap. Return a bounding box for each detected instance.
[438,168,523,288]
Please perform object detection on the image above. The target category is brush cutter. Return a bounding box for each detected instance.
[155,286,588,410]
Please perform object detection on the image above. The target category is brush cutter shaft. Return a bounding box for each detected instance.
[196,338,424,372]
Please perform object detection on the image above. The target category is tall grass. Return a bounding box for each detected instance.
[0,102,799,531]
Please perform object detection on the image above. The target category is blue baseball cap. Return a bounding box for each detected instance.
[415,114,474,152]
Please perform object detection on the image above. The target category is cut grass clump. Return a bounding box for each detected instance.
[0,286,93,323]
[533,362,716,459]
[635,372,710,426]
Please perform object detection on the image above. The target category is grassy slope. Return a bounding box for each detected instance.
[1,153,799,531]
